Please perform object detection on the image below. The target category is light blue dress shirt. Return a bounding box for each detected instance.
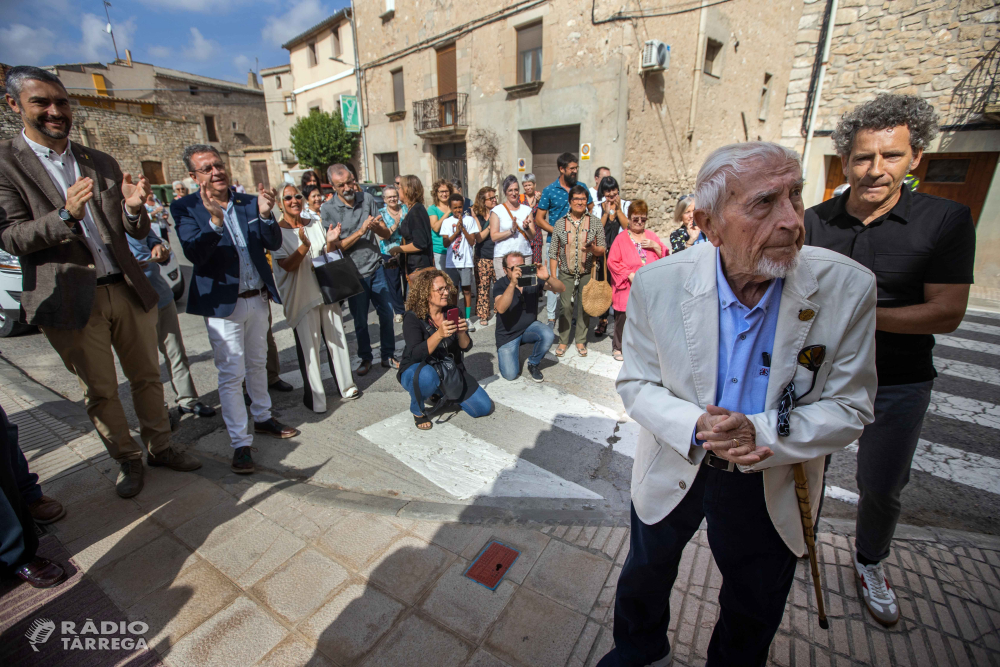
[211,198,267,293]
[714,248,783,414]
[126,228,172,309]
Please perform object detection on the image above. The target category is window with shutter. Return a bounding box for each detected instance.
[436,44,457,97]
[92,73,109,96]
[392,69,404,112]
[517,22,543,85]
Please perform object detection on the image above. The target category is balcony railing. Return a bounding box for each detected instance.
[413,92,468,135]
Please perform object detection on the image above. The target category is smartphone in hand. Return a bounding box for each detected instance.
[446,307,460,325]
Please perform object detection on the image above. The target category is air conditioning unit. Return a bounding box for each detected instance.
[641,40,670,72]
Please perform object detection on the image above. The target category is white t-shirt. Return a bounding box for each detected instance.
[440,214,479,269]
[491,202,533,258]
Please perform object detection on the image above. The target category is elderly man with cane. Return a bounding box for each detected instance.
[597,142,878,667]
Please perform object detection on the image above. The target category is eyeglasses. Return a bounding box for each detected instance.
[431,285,450,294]
[283,194,303,201]
[192,162,226,175]
[570,198,589,203]
[631,216,647,223]
[777,345,828,437]
[485,195,498,200]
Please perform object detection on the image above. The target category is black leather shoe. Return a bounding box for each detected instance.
[116,459,144,498]
[15,558,66,588]
[254,418,299,438]
[244,393,252,406]
[269,379,294,392]
[178,402,217,417]
[147,446,202,471]
[231,446,255,474]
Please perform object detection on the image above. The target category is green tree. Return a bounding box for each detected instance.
[289,110,357,176]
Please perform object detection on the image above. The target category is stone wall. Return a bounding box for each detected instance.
[780,0,1000,153]
[154,82,270,149]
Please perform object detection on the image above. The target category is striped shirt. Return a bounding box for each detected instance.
[548,213,605,275]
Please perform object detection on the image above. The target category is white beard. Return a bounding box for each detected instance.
[755,250,799,280]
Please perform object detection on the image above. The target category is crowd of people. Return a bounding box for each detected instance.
[0,64,981,667]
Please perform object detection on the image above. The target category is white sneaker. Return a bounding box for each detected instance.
[394,314,403,323]
[854,550,899,626]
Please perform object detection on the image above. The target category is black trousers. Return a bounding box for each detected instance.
[0,403,38,574]
[599,463,797,667]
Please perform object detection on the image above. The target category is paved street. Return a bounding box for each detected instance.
[0,256,998,535]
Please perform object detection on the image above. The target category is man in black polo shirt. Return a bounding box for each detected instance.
[494,251,565,382]
[805,94,976,627]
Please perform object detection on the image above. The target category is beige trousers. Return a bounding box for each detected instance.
[156,300,198,408]
[293,303,357,413]
[41,281,172,461]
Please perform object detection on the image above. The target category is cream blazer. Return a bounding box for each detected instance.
[617,243,877,556]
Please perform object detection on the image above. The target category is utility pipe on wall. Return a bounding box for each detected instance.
[686,0,709,139]
[801,0,839,183]
[349,0,370,182]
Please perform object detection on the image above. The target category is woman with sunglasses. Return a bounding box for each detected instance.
[607,200,668,361]
[471,187,497,325]
[271,184,360,412]
[378,185,408,322]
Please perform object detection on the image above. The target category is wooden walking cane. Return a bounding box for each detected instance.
[793,461,829,629]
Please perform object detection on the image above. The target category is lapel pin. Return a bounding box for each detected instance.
[798,309,815,321]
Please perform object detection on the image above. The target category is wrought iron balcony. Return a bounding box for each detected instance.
[413,92,468,136]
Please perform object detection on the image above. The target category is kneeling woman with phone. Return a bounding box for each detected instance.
[398,270,494,430]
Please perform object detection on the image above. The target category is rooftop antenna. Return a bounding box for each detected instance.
[103,1,121,62]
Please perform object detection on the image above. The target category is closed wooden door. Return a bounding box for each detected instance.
[251,161,270,189]
[436,44,457,126]
[531,126,580,188]
[822,152,998,224]
[141,160,165,184]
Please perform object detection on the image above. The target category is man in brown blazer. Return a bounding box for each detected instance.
[0,66,201,498]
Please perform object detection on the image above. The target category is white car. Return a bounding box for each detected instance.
[0,248,32,337]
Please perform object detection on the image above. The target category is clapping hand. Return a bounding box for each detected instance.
[64,177,94,223]
[257,183,278,218]
[695,405,771,465]
[200,186,226,225]
[297,226,311,248]
[150,244,169,263]
[326,223,342,245]
[638,238,654,250]
[122,173,152,215]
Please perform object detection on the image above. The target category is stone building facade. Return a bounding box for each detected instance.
[778,0,1000,292]
[352,0,803,234]
[42,59,268,189]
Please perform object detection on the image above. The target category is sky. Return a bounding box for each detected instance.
[0,0,350,83]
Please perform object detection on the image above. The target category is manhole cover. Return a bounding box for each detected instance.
[464,541,520,590]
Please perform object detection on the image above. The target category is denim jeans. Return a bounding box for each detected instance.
[347,267,396,363]
[381,254,406,316]
[400,364,493,418]
[497,320,554,380]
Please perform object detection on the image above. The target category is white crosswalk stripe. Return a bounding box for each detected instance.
[937,335,1000,357]
[358,411,603,500]
[967,309,1000,321]
[928,391,1000,430]
[936,357,1000,387]
[825,486,859,505]
[845,440,1000,496]
[958,320,1000,337]
[482,375,638,457]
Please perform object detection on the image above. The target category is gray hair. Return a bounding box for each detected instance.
[694,142,801,221]
[182,144,222,172]
[501,174,519,195]
[522,173,536,184]
[832,93,939,158]
[327,163,350,182]
[4,66,65,101]
[171,180,185,190]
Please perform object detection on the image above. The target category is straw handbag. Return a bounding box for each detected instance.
[582,257,613,317]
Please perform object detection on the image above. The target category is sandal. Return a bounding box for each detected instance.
[594,318,608,337]
[613,351,623,362]
[554,345,568,357]
[414,414,433,430]
[576,344,588,357]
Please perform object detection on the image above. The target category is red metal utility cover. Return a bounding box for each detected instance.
[464,541,520,590]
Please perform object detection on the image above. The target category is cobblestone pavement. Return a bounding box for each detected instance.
[1,376,999,667]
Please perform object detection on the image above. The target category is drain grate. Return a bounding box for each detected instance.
[464,540,520,590]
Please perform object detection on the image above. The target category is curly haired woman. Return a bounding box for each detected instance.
[397,269,493,430]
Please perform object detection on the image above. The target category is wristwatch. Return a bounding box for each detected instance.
[58,207,79,223]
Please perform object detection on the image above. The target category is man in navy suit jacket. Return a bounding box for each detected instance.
[172,145,299,475]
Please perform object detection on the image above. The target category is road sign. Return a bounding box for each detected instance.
[580,143,592,161]
[517,158,526,172]
[340,94,361,133]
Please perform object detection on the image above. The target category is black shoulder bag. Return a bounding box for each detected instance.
[410,322,466,415]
